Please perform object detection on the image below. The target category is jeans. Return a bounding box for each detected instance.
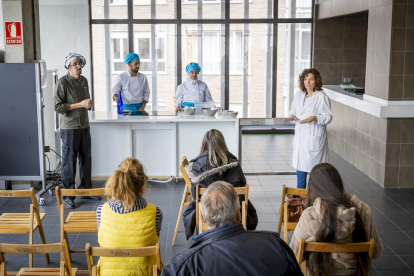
[61,127,92,201]
[297,170,308,189]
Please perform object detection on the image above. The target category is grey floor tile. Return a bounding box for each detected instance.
[373,256,411,270]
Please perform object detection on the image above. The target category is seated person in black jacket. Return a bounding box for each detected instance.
[183,129,257,239]
[162,181,303,276]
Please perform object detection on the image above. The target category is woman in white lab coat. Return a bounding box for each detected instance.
[283,68,332,189]
[175,63,214,111]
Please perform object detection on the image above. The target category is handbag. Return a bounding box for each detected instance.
[286,195,306,222]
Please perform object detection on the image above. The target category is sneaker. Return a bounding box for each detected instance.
[80,196,101,200]
[64,199,75,209]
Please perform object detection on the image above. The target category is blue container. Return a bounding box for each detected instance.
[182,102,195,108]
[117,91,124,114]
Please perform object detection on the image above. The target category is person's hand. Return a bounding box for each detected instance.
[175,106,181,112]
[138,106,145,111]
[113,94,118,102]
[283,115,297,122]
[300,116,317,124]
[81,99,92,109]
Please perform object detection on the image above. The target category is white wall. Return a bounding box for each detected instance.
[39,0,91,84]
[0,0,4,51]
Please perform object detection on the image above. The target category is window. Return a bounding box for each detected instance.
[110,0,166,5]
[111,33,128,73]
[134,33,166,73]
[184,30,248,75]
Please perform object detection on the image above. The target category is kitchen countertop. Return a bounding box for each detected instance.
[323,85,414,118]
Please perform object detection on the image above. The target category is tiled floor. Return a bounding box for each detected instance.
[1,134,414,275]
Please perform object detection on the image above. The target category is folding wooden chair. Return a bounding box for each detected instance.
[172,157,193,246]
[0,188,49,267]
[56,187,106,263]
[85,242,162,276]
[277,185,307,243]
[196,184,249,234]
[0,240,77,276]
[297,238,375,274]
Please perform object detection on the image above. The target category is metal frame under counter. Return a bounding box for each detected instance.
[89,111,239,178]
[323,85,414,118]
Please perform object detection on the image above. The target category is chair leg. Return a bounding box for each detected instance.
[172,187,187,246]
[64,232,72,262]
[277,213,283,234]
[284,221,288,243]
[29,228,33,268]
[38,225,50,263]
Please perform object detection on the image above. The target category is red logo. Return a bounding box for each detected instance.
[5,22,22,45]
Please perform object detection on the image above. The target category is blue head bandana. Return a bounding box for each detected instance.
[186,63,201,74]
[124,53,140,64]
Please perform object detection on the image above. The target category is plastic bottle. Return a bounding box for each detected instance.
[117,91,123,114]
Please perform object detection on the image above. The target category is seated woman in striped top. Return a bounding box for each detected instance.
[96,158,163,276]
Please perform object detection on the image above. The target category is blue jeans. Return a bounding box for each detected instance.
[297,171,307,189]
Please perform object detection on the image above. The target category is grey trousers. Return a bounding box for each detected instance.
[60,127,92,200]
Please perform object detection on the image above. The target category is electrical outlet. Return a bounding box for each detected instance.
[44,146,50,152]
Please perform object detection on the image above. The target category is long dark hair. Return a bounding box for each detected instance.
[305,163,370,276]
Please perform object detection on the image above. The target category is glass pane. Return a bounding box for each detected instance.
[231,0,272,19]
[182,0,198,19]
[133,24,176,111]
[93,24,129,111]
[133,0,175,19]
[182,24,223,108]
[229,24,273,118]
[278,0,312,18]
[276,23,312,118]
[91,0,128,19]
[203,1,221,19]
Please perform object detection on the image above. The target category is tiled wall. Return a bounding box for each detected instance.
[314,13,368,88]
[328,100,388,186]
[385,118,414,187]
[389,0,414,100]
[328,100,414,188]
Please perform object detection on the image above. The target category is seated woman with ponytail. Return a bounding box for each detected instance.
[96,158,163,276]
[290,163,383,276]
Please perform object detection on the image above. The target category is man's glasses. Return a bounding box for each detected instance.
[69,62,84,68]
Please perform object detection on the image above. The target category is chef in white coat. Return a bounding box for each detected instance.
[283,68,332,189]
[112,53,150,111]
[175,63,214,111]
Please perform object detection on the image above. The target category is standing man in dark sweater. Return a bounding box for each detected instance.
[54,53,98,209]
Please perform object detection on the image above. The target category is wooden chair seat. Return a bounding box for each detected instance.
[16,267,78,276]
[0,213,46,234]
[63,211,97,233]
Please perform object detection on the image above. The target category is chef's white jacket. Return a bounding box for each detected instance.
[289,90,333,172]
[111,71,150,105]
[175,78,214,107]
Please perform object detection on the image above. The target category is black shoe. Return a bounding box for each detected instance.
[80,196,101,200]
[64,199,75,209]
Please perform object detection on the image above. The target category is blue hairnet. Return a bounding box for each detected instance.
[124,53,140,64]
[186,63,201,74]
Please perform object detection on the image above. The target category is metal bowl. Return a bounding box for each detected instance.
[202,107,217,116]
[227,110,239,117]
[181,107,196,115]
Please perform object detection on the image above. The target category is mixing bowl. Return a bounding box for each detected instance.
[202,108,217,116]
[227,110,239,117]
[181,107,196,115]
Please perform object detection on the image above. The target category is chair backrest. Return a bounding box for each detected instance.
[297,238,375,274]
[279,185,307,210]
[196,184,249,233]
[85,243,161,276]
[0,241,73,276]
[56,187,106,207]
[179,156,192,191]
[0,188,39,212]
